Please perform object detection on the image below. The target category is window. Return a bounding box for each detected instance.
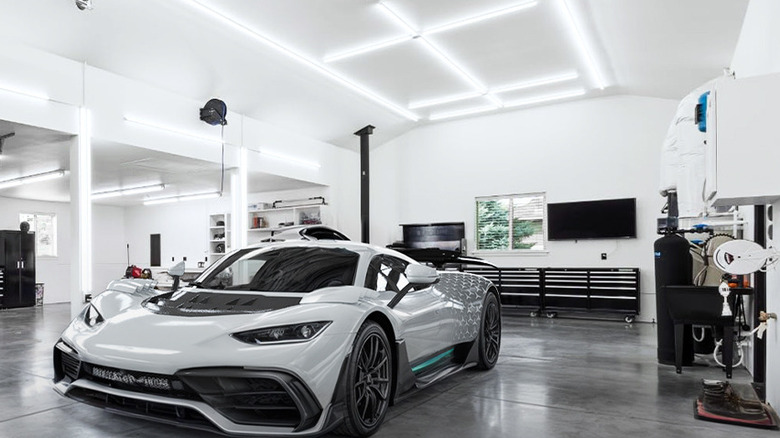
[475,193,546,251]
[196,246,359,292]
[365,255,410,293]
[20,213,57,257]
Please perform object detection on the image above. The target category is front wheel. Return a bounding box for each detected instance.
[337,320,393,437]
[477,292,501,370]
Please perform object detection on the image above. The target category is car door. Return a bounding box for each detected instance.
[364,255,452,363]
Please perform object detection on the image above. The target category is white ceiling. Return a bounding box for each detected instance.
[0,0,748,148]
[0,121,320,205]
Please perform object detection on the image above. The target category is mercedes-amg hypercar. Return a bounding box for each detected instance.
[53,241,501,437]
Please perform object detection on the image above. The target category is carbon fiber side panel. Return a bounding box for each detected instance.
[434,273,493,343]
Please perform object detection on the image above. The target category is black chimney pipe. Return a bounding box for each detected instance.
[354,125,375,244]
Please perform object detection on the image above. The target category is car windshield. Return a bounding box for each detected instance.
[194,246,359,292]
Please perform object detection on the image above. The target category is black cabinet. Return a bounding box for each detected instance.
[0,230,36,308]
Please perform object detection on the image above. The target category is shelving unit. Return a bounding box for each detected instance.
[208,213,231,264]
[247,205,326,244]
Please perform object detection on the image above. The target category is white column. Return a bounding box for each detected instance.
[69,107,92,317]
[230,145,248,250]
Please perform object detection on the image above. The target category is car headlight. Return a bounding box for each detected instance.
[231,321,331,345]
[83,303,105,328]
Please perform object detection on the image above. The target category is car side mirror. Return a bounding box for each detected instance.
[405,264,439,285]
[168,261,186,277]
[168,261,185,291]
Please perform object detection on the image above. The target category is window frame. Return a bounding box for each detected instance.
[474,192,548,255]
[19,212,58,258]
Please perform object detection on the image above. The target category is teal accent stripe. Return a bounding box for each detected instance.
[411,348,455,373]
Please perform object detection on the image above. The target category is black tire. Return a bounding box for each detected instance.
[336,320,392,437]
[624,315,635,324]
[477,292,501,370]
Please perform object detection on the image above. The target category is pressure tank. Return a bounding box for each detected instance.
[654,233,693,365]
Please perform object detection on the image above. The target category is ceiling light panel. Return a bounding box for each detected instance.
[556,0,607,89]
[422,1,538,36]
[422,2,576,88]
[179,0,419,121]
[326,38,476,105]
[429,88,586,121]
[0,169,66,190]
[92,183,165,200]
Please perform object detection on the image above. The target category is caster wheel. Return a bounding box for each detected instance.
[529,311,539,318]
[624,315,635,324]
[546,312,558,319]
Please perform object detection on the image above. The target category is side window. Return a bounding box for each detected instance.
[365,256,409,292]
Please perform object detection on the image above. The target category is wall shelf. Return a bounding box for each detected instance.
[208,213,230,264]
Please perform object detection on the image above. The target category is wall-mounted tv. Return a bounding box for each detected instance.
[547,198,636,240]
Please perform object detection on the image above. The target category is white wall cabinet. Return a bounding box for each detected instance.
[247,205,325,244]
[208,213,231,263]
[708,73,780,206]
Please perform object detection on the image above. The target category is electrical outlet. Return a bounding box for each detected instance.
[601,253,607,260]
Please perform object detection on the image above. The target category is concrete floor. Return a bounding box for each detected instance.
[0,304,774,438]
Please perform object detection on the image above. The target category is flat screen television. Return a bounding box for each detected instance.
[401,222,465,253]
[547,198,636,240]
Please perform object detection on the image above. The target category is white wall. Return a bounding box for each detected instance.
[372,95,678,322]
[122,181,359,272]
[730,0,780,407]
[0,196,125,303]
[123,196,231,269]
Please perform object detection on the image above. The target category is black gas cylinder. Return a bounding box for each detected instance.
[654,233,694,365]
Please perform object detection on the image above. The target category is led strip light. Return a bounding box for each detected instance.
[180,0,419,121]
[324,1,538,62]
[92,183,165,200]
[0,169,66,190]
[144,191,221,206]
[430,88,585,121]
[409,71,578,109]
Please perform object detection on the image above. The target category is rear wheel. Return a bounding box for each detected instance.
[477,292,501,370]
[337,320,392,437]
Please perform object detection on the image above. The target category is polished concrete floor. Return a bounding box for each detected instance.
[0,304,774,438]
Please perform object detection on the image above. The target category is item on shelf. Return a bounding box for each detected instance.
[215,243,225,253]
[213,233,225,240]
[216,220,225,226]
[272,196,326,209]
[300,211,322,225]
[278,221,295,228]
[252,216,267,229]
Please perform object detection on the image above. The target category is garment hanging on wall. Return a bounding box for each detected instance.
[659,79,715,217]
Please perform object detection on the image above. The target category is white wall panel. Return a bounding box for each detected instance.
[371,95,677,322]
[730,0,780,409]
[0,196,124,304]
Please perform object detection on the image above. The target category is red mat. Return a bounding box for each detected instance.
[694,398,779,429]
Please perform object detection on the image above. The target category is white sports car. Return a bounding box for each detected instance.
[53,240,501,437]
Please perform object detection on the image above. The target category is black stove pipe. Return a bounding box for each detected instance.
[354,125,375,244]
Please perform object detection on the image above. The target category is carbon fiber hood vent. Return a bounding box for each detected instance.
[143,291,301,317]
